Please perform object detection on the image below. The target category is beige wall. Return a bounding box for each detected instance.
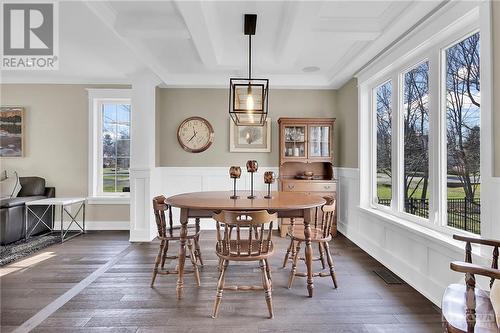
[494,1,500,177]
[0,84,129,222]
[158,88,345,167]
[335,78,358,168]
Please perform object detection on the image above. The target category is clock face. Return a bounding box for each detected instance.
[177,117,214,153]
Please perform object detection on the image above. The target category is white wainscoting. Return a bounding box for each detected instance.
[336,167,500,307]
[159,167,280,230]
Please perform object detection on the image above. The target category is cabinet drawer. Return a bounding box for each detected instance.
[282,181,336,193]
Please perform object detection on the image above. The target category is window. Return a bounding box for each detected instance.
[102,103,131,193]
[88,89,131,201]
[375,81,392,206]
[445,32,481,234]
[359,6,486,235]
[403,62,430,219]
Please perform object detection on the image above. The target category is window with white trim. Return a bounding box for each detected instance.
[88,89,131,201]
[375,81,393,207]
[362,4,486,235]
[444,33,481,233]
[402,61,430,219]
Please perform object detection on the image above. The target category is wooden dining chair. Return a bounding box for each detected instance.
[284,196,338,292]
[150,195,203,288]
[442,234,500,333]
[211,210,277,319]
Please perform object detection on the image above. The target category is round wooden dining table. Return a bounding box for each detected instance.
[165,191,326,299]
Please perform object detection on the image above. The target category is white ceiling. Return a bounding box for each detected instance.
[1,0,444,89]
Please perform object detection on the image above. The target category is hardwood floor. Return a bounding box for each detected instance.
[0,231,443,332]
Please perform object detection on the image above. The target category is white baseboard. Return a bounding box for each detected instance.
[52,221,129,231]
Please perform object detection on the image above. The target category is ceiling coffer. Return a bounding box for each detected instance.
[229,14,269,127]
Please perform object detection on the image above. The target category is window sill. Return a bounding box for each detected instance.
[357,205,486,262]
[87,196,130,205]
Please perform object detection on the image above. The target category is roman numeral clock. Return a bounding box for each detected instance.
[177,117,214,153]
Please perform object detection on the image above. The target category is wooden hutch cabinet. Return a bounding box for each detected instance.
[278,117,337,237]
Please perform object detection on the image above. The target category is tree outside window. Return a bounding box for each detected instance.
[403,62,430,219]
[445,32,480,234]
[375,81,392,206]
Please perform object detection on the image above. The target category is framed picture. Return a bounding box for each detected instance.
[0,106,25,157]
[229,118,271,152]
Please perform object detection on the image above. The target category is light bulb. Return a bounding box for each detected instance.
[246,91,254,110]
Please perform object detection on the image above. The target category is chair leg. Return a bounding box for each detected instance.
[151,240,165,287]
[323,241,338,289]
[187,239,201,286]
[288,241,302,289]
[318,242,326,270]
[218,258,223,272]
[260,260,274,319]
[160,240,169,269]
[282,238,294,268]
[264,258,272,286]
[194,234,204,266]
[212,259,228,318]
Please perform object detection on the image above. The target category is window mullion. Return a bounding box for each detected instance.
[392,73,404,213]
[428,50,443,226]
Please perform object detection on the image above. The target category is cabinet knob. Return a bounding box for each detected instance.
[288,184,295,190]
[324,185,331,189]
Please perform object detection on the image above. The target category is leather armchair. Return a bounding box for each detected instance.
[0,177,55,245]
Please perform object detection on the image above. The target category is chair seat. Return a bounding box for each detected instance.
[158,224,200,240]
[289,226,331,242]
[216,240,274,261]
[442,283,498,333]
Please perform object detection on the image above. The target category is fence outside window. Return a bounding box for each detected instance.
[377,198,480,234]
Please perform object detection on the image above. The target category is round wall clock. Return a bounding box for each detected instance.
[177,116,214,153]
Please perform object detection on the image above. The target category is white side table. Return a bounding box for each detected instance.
[25,197,86,243]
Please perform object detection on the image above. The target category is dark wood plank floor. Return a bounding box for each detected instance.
[1,231,443,332]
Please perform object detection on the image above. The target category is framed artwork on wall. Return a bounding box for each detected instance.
[0,106,24,157]
[229,118,271,153]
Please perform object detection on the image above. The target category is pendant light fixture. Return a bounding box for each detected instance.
[229,14,269,126]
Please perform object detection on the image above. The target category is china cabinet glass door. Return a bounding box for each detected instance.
[284,125,306,158]
[308,125,331,158]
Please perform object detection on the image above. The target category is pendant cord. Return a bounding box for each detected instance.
[248,35,252,80]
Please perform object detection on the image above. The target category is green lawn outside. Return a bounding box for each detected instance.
[103,168,129,192]
[377,184,480,200]
[377,182,481,235]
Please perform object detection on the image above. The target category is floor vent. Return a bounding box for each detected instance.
[373,269,405,284]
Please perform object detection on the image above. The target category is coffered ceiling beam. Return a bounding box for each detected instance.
[274,1,323,68]
[173,0,221,69]
[83,1,170,85]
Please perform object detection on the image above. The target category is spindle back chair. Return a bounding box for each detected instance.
[284,196,338,293]
[150,196,203,288]
[211,210,276,319]
[442,235,500,332]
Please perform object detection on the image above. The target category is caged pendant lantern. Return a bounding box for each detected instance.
[229,14,269,127]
